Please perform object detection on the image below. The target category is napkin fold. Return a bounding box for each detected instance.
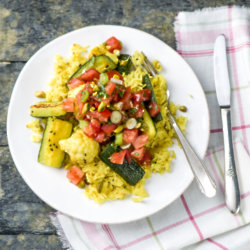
[51,6,250,250]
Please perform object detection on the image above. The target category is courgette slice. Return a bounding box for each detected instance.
[30,102,66,117]
[105,51,119,64]
[69,55,117,81]
[142,109,156,140]
[143,74,163,122]
[38,117,72,167]
[94,55,117,73]
[117,54,132,75]
[69,57,95,80]
[99,144,145,186]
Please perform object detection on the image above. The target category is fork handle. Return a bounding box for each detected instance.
[168,113,216,197]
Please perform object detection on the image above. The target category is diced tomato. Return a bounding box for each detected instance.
[105,36,122,53]
[62,98,75,112]
[132,93,143,103]
[101,124,117,135]
[90,118,101,134]
[122,101,132,110]
[96,109,112,123]
[111,90,120,103]
[68,78,85,90]
[110,150,127,165]
[100,108,112,118]
[132,89,151,104]
[141,151,151,166]
[135,104,144,118]
[122,129,139,144]
[131,147,146,161]
[67,165,84,185]
[121,86,131,102]
[105,81,116,96]
[82,124,96,138]
[129,103,144,118]
[132,134,149,149]
[76,91,84,114]
[140,89,152,101]
[148,101,161,117]
[121,87,132,110]
[90,118,101,130]
[125,149,132,164]
[106,70,124,81]
[95,131,106,143]
[80,69,100,82]
[87,108,112,122]
[111,85,126,103]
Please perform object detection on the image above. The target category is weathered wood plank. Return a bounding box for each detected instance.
[0,147,56,234]
[0,234,62,250]
[0,202,56,234]
[0,0,246,61]
[0,62,25,146]
[0,147,41,203]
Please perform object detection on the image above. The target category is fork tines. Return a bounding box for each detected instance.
[141,51,158,77]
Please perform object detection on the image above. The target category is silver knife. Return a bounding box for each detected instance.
[213,34,240,214]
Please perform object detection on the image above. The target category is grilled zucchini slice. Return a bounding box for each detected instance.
[38,117,72,167]
[94,55,117,73]
[99,144,145,186]
[69,55,117,81]
[142,109,156,140]
[30,102,66,117]
[117,54,132,75]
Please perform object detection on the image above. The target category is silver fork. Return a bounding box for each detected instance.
[141,52,217,198]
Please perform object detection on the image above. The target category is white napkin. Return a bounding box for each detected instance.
[51,6,250,250]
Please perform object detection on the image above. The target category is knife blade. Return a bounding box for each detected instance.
[213,34,240,214]
[214,35,231,107]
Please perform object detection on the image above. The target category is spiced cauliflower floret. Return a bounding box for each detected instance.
[59,128,99,165]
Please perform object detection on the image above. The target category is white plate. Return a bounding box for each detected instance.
[7,25,210,224]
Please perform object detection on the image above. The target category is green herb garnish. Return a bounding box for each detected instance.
[129,108,137,114]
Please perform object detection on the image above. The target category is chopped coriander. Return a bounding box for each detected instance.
[118,90,124,98]
[129,108,137,114]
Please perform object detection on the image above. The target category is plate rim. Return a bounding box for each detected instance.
[7,24,210,224]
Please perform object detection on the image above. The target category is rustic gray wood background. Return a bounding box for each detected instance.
[0,0,248,249]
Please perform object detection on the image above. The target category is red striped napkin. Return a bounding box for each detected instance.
[51,6,250,250]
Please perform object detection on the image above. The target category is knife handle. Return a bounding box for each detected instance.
[168,113,216,197]
[221,107,240,214]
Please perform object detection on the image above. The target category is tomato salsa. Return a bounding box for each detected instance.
[62,37,161,167]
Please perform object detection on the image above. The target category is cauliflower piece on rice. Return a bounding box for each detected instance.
[59,128,99,165]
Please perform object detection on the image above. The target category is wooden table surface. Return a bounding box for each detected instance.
[0,0,247,249]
